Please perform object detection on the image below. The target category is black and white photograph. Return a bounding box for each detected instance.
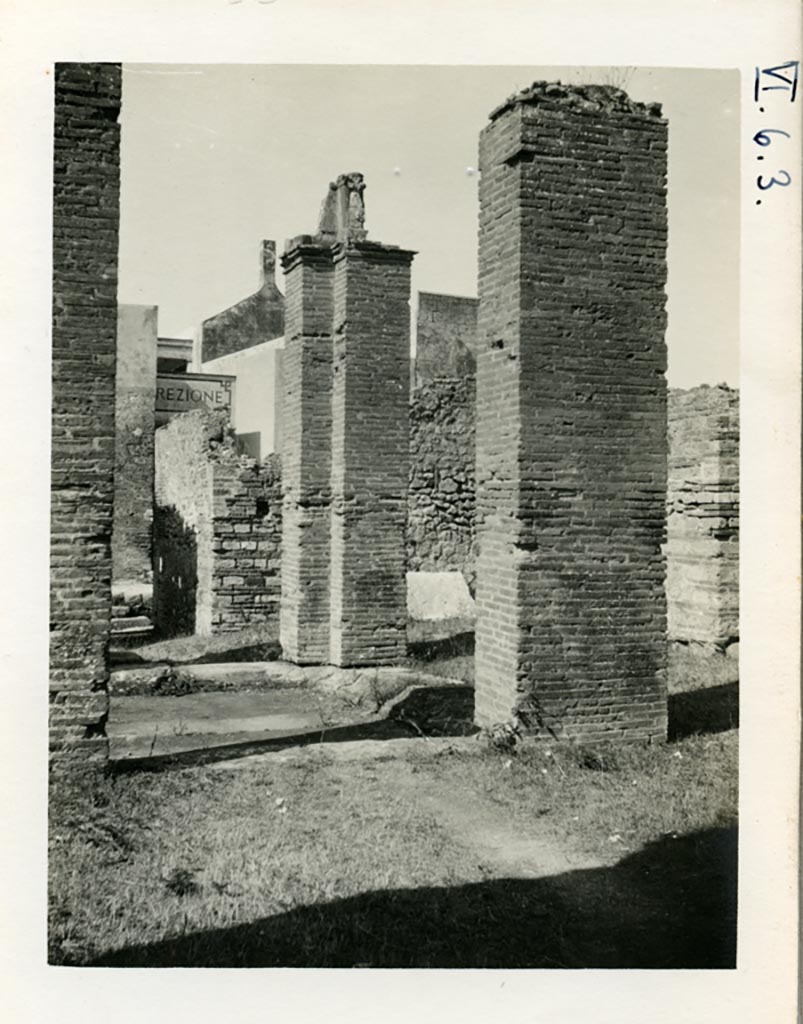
[3,1,800,1020]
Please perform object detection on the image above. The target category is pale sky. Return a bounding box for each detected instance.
[118,64,739,388]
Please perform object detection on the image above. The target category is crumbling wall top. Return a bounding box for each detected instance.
[488,80,664,122]
[317,171,368,243]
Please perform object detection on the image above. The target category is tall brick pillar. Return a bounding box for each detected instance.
[329,242,414,666]
[279,238,335,663]
[51,63,122,770]
[475,82,668,741]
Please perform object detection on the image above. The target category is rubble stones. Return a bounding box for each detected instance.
[408,376,477,590]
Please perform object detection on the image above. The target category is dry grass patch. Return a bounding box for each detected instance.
[50,720,736,968]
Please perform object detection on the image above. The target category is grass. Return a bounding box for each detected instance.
[49,720,737,967]
[53,629,739,968]
[448,731,737,863]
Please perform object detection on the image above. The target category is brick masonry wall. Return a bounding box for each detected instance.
[475,82,668,741]
[113,304,157,582]
[279,241,335,663]
[211,455,282,632]
[154,410,283,636]
[408,376,477,588]
[50,62,121,770]
[201,240,285,363]
[415,292,478,388]
[666,385,739,644]
[329,243,414,666]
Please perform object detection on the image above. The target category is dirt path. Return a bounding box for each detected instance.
[213,736,604,878]
[392,761,604,879]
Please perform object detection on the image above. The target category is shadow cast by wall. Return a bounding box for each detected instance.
[668,682,739,741]
[90,826,736,969]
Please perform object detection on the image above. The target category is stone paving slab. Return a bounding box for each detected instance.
[111,616,153,634]
[107,665,475,765]
[110,661,298,693]
[108,688,331,761]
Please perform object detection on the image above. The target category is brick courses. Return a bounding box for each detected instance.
[280,174,415,668]
[666,385,739,645]
[211,454,282,632]
[329,242,414,665]
[153,411,282,636]
[50,63,122,770]
[279,240,335,663]
[475,82,669,741]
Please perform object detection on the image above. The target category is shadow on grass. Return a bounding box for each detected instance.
[87,826,737,969]
[668,682,739,741]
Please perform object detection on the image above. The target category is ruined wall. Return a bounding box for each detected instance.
[666,385,739,645]
[475,82,668,741]
[415,292,478,388]
[113,304,157,582]
[51,62,121,770]
[153,411,282,637]
[210,455,282,632]
[200,240,285,363]
[202,336,285,460]
[408,376,476,587]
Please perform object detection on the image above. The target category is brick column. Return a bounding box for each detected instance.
[329,242,414,666]
[50,63,122,770]
[475,82,668,741]
[279,238,335,663]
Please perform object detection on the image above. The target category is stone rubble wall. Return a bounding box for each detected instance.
[475,82,669,741]
[407,380,740,651]
[407,376,477,590]
[50,62,122,771]
[666,385,739,644]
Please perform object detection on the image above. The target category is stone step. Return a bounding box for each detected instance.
[111,615,153,635]
[110,660,309,695]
